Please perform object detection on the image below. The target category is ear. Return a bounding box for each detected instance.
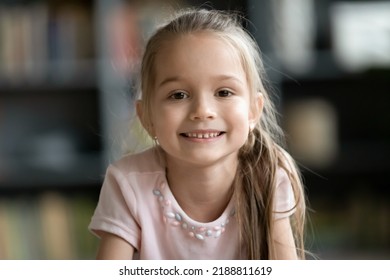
[249,92,264,130]
[136,100,154,137]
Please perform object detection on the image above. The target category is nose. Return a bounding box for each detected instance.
[189,94,217,121]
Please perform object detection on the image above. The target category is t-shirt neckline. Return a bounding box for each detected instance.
[152,178,236,241]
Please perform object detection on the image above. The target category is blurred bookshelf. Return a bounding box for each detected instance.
[281,74,390,260]
[273,0,390,259]
[0,0,101,259]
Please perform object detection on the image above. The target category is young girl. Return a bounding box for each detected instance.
[89,8,306,260]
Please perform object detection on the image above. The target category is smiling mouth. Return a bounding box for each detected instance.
[180,132,225,139]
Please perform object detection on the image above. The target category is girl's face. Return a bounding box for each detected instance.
[143,32,260,168]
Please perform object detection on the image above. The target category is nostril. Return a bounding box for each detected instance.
[189,110,217,120]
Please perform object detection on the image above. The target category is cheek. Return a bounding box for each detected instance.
[229,101,252,124]
[152,107,179,133]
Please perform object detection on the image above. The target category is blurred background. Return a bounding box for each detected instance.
[0,0,389,259]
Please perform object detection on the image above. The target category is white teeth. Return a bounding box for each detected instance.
[185,132,220,138]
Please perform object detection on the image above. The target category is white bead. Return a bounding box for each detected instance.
[153,189,162,196]
[164,212,175,219]
[195,234,204,240]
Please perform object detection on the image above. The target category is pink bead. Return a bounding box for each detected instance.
[197,227,206,233]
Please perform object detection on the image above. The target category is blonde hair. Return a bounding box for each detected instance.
[138,8,306,259]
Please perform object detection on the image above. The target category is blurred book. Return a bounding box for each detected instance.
[0,193,98,259]
[331,2,390,72]
[0,3,94,85]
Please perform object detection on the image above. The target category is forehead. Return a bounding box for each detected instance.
[152,32,246,85]
[157,31,242,62]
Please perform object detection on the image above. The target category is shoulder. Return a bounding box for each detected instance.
[275,166,293,201]
[96,147,165,220]
[276,166,290,187]
[274,165,296,219]
[101,147,166,198]
[111,147,164,177]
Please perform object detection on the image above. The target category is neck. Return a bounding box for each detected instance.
[165,157,237,223]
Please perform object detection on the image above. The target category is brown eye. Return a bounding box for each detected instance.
[217,90,232,97]
[170,92,188,99]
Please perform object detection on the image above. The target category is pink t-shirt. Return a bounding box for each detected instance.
[89,148,295,259]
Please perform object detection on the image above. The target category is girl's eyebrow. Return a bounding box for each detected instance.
[217,74,245,85]
[157,74,244,88]
[157,76,181,88]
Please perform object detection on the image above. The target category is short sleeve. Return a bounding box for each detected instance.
[88,165,141,250]
[273,168,296,220]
